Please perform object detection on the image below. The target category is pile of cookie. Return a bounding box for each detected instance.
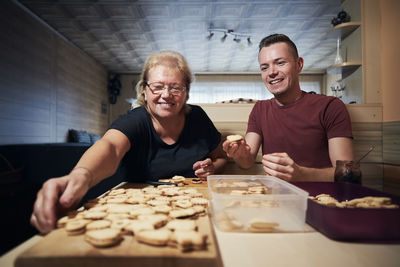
[159,175,203,186]
[57,185,210,252]
[213,180,269,195]
[310,194,399,209]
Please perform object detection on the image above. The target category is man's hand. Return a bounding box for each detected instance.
[193,158,215,180]
[222,139,251,159]
[262,152,302,181]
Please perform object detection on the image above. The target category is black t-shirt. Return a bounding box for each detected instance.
[109,104,221,182]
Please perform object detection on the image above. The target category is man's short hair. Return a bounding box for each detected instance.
[258,34,299,59]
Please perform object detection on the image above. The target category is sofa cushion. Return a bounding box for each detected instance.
[90,134,101,143]
[68,129,91,143]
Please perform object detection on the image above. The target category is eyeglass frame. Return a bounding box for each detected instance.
[145,82,187,96]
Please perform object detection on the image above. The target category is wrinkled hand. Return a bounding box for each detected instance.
[262,152,302,181]
[193,158,215,180]
[30,172,91,234]
[222,139,251,159]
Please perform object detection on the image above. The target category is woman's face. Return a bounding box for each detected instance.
[144,65,188,119]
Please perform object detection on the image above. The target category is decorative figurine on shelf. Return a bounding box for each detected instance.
[331,10,351,26]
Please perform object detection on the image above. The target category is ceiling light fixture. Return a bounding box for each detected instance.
[221,32,228,42]
[233,35,241,43]
[207,28,252,46]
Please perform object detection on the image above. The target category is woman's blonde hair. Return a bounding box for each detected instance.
[135,50,193,113]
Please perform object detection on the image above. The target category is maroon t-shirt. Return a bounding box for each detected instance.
[247,92,353,168]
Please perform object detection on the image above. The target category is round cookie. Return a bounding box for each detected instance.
[226,134,243,143]
[85,228,122,247]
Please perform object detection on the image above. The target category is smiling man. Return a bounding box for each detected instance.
[223,33,355,181]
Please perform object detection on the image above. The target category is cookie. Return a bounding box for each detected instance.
[166,219,197,232]
[65,219,90,235]
[107,204,134,214]
[126,220,154,235]
[226,134,243,143]
[56,215,73,228]
[129,207,155,218]
[152,205,172,214]
[169,230,208,252]
[85,228,122,247]
[135,229,171,246]
[191,178,202,184]
[86,220,111,231]
[248,218,279,232]
[191,197,209,207]
[83,211,107,220]
[169,208,197,219]
[137,214,168,229]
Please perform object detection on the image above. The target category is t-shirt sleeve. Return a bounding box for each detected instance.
[247,101,262,135]
[109,108,149,141]
[324,98,353,139]
[191,105,221,151]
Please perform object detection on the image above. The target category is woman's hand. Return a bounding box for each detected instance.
[30,169,91,234]
[193,158,214,180]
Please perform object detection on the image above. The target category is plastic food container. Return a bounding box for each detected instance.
[208,175,309,233]
[293,182,400,242]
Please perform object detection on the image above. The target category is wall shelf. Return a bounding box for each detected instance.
[327,61,362,77]
[327,21,361,39]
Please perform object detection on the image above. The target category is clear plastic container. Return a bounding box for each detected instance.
[208,175,309,233]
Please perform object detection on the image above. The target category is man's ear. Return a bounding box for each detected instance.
[297,57,304,73]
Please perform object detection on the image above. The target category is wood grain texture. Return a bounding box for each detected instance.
[15,184,222,267]
[383,121,400,165]
[0,0,108,145]
[383,164,400,196]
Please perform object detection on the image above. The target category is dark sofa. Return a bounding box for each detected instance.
[0,142,125,255]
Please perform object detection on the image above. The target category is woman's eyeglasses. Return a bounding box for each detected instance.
[145,82,186,96]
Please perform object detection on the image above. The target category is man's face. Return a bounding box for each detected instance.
[258,42,303,97]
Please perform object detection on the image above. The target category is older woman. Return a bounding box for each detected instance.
[31,51,226,233]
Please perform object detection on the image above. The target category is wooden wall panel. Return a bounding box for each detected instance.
[383,121,400,165]
[351,122,383,163]
[361,163,383,191]
[383,164,400,196]
[0,0,109,145]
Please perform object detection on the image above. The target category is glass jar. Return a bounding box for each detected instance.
[334,160,362,184]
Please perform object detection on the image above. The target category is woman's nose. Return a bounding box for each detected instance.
[160,87,172,97]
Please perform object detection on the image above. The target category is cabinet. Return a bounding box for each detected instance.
[325,0,363,104]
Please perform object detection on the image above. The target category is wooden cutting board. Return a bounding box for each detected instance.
[15,183,222,267]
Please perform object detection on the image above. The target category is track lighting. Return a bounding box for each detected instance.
[206,28,252,46]
[221,32,228,42]
[233,35,241,43]
[247,37,252,46]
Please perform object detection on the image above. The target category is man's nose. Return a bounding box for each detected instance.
[268,66,278,76]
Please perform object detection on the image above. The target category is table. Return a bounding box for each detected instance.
[2,180,400,267]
